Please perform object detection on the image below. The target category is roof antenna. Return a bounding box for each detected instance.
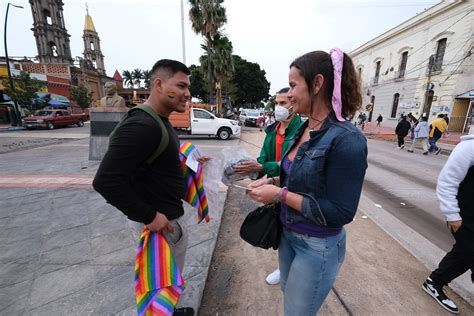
[86,3,89,15]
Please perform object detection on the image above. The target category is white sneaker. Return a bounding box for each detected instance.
[265,269,280,285]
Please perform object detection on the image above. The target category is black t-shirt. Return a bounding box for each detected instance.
[93,110,185,224]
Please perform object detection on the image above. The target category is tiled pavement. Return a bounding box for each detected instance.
[0,137,228,315]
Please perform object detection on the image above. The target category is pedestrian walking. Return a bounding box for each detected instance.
[407,115,429,154]
[234,87,303,286]
[395,115,411,149]
[429,114,448,154]
[407,112,419,140]
[93,59,195,316]
[257,113,265,131]
[376,114,383,127]
[247,49,367,315]
[422,127,474,314]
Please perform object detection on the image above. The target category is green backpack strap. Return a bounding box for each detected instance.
[109,104,169,165]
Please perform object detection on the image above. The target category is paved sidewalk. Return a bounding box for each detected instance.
[0,137,227,315]
[361,122,464,153]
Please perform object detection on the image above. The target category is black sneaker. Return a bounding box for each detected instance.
[435,148,442,155]
[422,277,459,314]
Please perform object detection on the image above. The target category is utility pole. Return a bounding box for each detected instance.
[180,0,186,64]
[4,2,24,126]
[422,54,435,116]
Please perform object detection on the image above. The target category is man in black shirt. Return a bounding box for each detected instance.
[93,59,193,316]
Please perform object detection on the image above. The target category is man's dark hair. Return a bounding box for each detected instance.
[437,113,445,118]
[150,59,190,80]
[277,87,289,94]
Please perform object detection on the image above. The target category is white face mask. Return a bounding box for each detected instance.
[275,105,293,121]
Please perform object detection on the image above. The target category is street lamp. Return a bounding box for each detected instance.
[4,2,24,126]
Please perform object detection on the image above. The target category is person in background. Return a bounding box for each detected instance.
[407,112,419,140]
[247,49,367,315]
[234,88,303,286]
[395,115,411,149]
[376,114,383,127]
[422,127,474,314]
[407,115,429,155]
[429,113,448,155]
[257,113,265,131]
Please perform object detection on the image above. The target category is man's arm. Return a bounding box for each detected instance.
[436,141,474,223]
[93,115,159,224]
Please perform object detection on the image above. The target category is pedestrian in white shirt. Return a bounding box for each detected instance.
[422,127,474,314]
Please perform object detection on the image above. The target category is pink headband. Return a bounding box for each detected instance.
[330,48,345,122]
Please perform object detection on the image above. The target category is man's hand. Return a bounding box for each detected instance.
[197,156,211,164]
[146,212,174,233]
[447,220,462,233]
[233,160,263,175]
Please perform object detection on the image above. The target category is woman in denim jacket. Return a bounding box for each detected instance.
[248,49,368,315]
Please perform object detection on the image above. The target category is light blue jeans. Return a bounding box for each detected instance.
[279,228,346,315]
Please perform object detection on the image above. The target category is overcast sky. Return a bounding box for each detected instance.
[3,0,440,94]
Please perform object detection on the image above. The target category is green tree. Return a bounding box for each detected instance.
[132,69,143,88]
[188,0,227,105]
[122,70,134,88]
[200,33,234,113]
[2,71,44,113]
[69,85,93,110]
[231,55,270,105]
[142,70,151,89]
[189,64,208,102]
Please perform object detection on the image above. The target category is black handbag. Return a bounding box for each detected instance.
[240,203,282,250]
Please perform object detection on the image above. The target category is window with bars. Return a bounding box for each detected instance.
[433,38,447,71]
[391,93,400,118]
[374,61,381,84]
[398,52,408,78]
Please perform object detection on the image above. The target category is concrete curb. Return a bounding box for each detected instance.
[358,194,474,305]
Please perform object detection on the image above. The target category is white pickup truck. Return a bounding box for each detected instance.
[169,106,241,140]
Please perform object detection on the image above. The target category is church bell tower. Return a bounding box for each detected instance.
[82,6,106,75]
[29,0,73,63]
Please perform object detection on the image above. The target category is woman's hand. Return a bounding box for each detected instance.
[248,184,280,204]
[247,176,272,189]
[197,156,211,164]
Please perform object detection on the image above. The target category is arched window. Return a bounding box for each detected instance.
[398,52,408,78]
[391,93,400,118]
[433,38,447,71]
[43,9,52,25]
[374,61,381,84]
[49,42,58,57]
[90,41,95,51]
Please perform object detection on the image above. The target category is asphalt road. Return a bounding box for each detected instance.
[363,138,454,252]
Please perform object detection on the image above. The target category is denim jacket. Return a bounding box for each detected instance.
[280,113,368,228]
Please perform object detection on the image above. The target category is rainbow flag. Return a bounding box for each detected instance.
[179,141,210,223]
[135,229,185,316]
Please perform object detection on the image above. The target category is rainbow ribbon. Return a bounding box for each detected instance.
[179,141,210,223]
[135,229,185,316]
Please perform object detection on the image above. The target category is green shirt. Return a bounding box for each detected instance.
[257,115,303,177]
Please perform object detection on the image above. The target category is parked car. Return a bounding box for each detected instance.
[22,109,89,130]
[169,106,240,140]
[239,109,261,127]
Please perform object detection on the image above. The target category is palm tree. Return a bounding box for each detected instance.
[142,70,151,89]
[122,70,134,88]
[132,69,143,88]
[200,34,234,114]
[188,0,227,108]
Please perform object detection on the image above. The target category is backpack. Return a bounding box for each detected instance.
[109,104,169,165]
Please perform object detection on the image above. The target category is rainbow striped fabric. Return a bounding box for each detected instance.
[135,229,185,316]
[179,141,210,223]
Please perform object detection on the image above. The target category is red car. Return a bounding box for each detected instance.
[22,109,89,130]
